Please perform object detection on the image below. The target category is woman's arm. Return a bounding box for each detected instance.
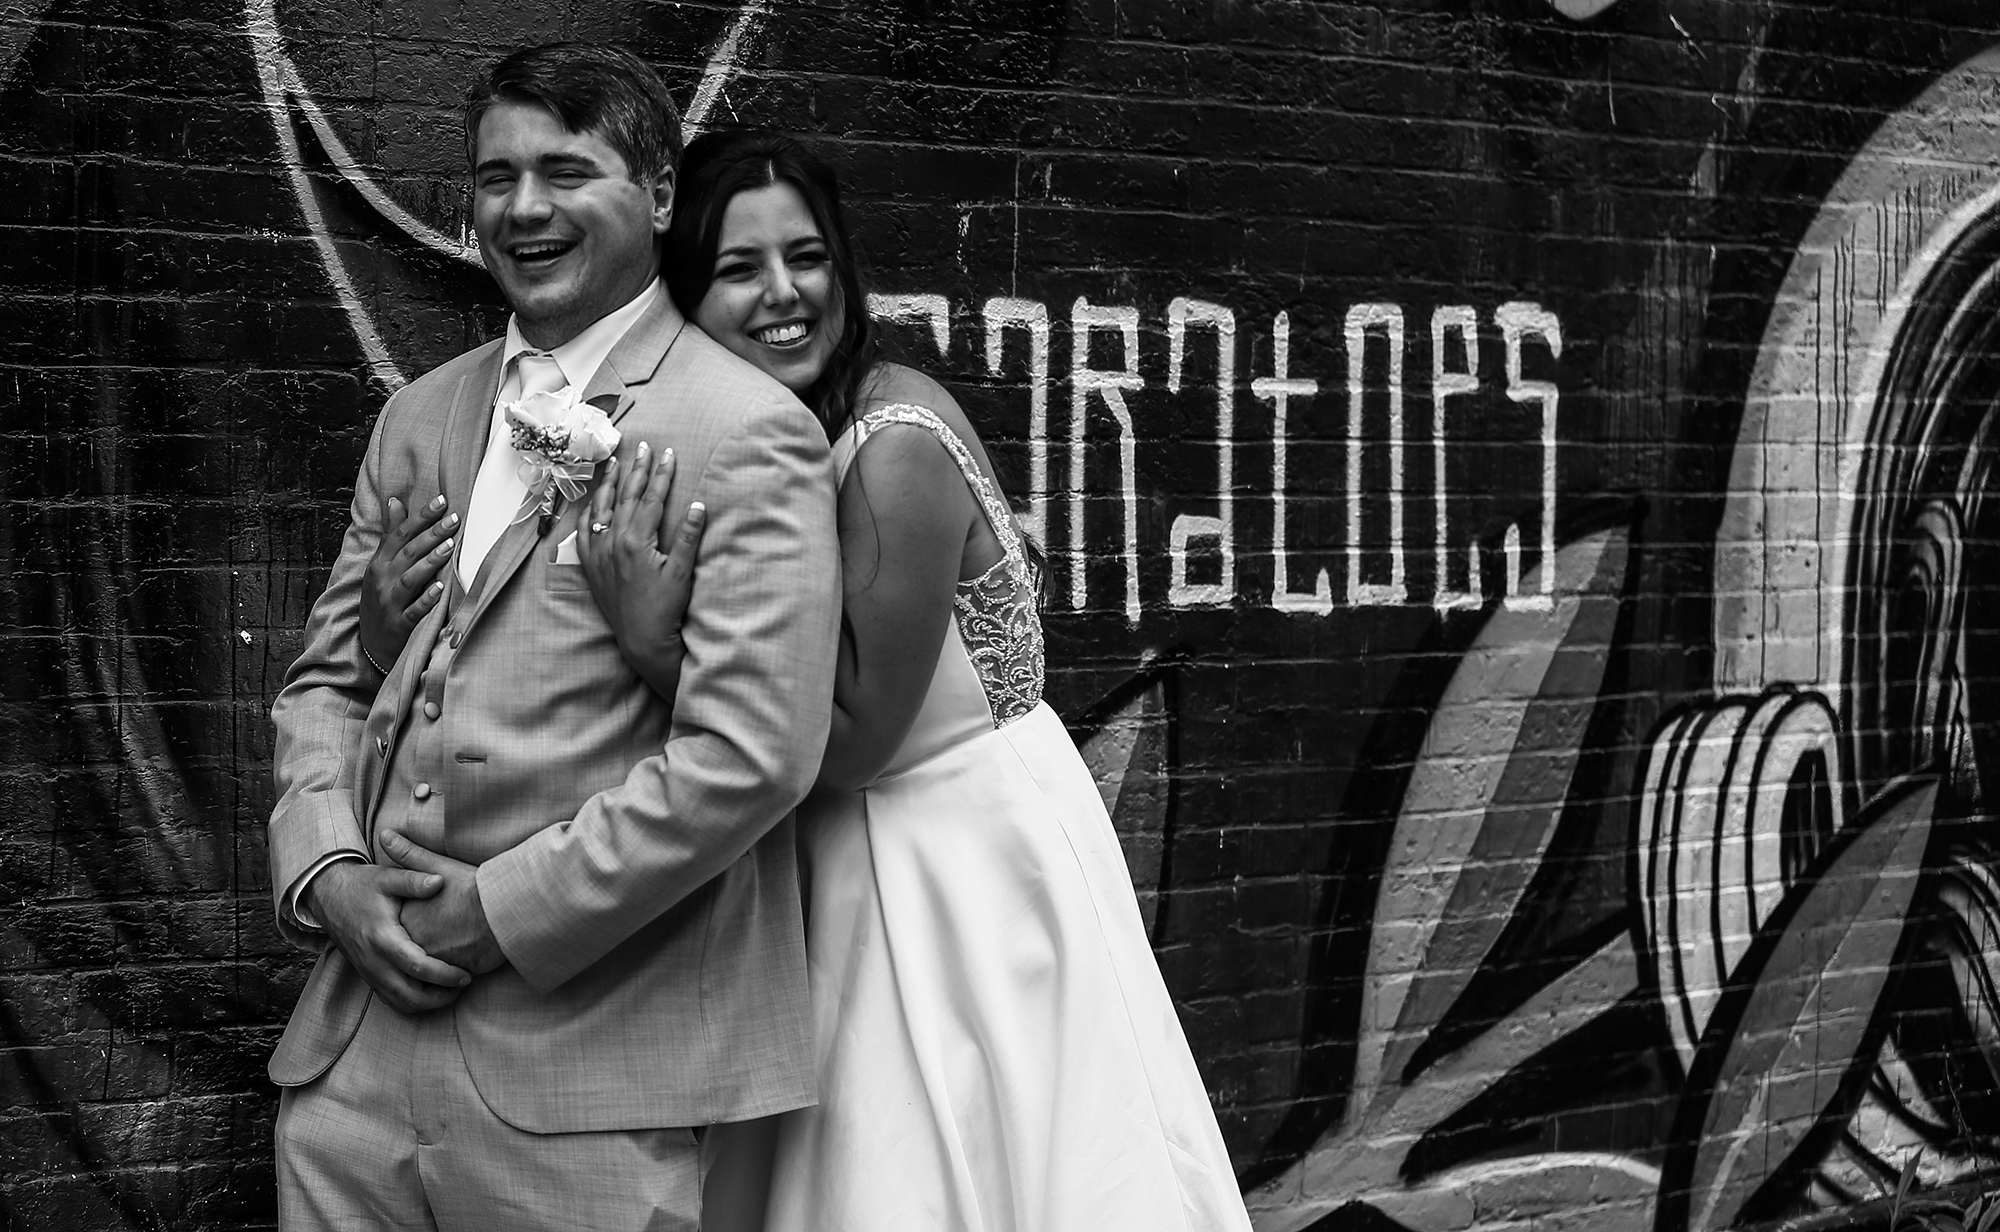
[357,494,457,673]
[578,442,708,705]
[815,422,982,793]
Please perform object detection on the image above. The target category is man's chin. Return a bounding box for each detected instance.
[501,285,585,341]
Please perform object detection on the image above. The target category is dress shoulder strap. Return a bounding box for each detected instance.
[848,403,1030,575]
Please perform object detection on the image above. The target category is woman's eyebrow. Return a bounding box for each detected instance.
[713,233,827,262]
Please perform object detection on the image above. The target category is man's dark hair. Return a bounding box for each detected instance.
[665,128,877,444]
[465,43,683,183]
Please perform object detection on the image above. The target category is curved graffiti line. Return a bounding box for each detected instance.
[244,0,771,391]
[686,0,771,136]
[1714,46,2000,708]
[244,0,406,391]
[0,0,56,91]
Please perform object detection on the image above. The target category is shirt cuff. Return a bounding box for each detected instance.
[285,850,370,931]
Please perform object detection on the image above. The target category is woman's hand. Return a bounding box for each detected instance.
[360,495,457,673]
[579,441,708,707]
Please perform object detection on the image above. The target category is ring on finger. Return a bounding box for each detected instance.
[590,521,610,534]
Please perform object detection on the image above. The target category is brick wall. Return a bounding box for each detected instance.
[9,1,2000,1228]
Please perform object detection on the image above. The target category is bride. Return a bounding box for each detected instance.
[367,126,1252,1232]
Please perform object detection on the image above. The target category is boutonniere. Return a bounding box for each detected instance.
[503,387,621,534]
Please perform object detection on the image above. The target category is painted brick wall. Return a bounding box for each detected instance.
[9,1,2000,1228]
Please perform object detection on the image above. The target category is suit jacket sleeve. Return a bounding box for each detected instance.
[265,401,395,950]
[476,395,841,992]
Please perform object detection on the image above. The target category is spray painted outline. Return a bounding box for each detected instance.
[244,0,771,391]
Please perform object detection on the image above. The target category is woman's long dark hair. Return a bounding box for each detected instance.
[665,128,877,443]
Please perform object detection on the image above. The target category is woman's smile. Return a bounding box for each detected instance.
[752,319,813,347]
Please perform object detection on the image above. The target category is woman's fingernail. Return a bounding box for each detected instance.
[689,501,706,520]
[429,495,446,511]
[439,538,454,554]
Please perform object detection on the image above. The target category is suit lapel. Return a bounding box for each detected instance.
[598,292,686,427]
[451,296,689,638]
[438,345,505,518]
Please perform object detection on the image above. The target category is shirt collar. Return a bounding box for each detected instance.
[501,277,664,390]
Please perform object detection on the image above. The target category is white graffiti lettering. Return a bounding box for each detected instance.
[982,297,1052,545]
[1070,299,1144,623]
[1346,304,1408,606]
[869,294,1565,623]
[1257,311,1332,614]
[1166,298,1236,608]
[1496,300,1562,612]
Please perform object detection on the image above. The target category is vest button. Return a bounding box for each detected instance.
[412,782,432,801]
[423,701,441,720]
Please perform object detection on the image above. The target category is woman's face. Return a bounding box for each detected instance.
[693,181,845,395]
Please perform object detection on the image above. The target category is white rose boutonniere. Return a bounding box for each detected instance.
[503,387,622,532]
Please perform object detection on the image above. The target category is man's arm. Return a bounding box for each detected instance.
[473,396,841,993]
[268,405,396,949]
[268,396,472,1011]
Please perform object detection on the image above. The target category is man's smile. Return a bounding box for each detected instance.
[506,238,579,267]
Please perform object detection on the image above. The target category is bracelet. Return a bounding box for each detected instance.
[361,642,390,676]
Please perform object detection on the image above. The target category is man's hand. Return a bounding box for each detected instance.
[303,860,472,1014]
[380,830,507,976]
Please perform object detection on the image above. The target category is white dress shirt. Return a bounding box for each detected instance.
[458,278,666,585]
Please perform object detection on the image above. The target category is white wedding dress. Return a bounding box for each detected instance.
[749,404,1253,1232]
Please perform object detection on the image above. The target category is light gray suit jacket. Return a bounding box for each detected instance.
[266,295,841,1132]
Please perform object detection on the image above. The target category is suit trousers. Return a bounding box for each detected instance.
[275,992,699,1231]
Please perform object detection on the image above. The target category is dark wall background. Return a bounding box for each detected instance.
[9,1,2000,1228]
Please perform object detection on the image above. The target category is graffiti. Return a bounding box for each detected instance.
[876,292,1568,622]
[1260,311,1332,614]
[10,0,2000,1229]
[1167,297,1237,609]
[1249,526,1650,1232]
[1690,43,2000,1210]
[242,0,769,392]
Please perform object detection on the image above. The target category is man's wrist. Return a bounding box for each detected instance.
[297,878,326,929]
[287,851,368,933]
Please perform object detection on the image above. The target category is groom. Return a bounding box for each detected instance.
[264,43,839,1227]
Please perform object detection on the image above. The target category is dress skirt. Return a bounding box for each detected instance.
[759,701,1251,1232]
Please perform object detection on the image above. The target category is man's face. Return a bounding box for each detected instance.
[471,100,671,348]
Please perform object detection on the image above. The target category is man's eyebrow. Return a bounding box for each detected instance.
[474,152,608,176]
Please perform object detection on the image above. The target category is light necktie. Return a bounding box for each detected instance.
[458,351,568,586]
